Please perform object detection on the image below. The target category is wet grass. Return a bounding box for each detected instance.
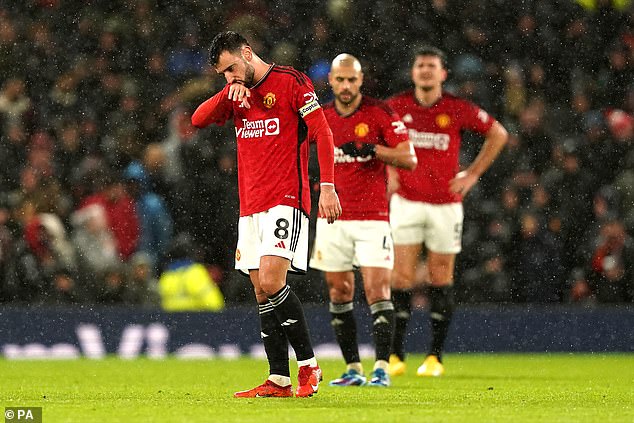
[1,353,632,422]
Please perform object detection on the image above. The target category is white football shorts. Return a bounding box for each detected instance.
[235,205,309,275]
[310,218,394,272]
[389,193,463,253]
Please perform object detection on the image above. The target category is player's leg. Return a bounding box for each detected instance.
[233,214,292,398]
[259,206,321,397]
[250,274,291,380]
[353,220,395,386]
[389,243,422,375]
[234,271,293,398]
[417,203,462,377]
[388,194,426,376]
[259,255,321,397]
[310,219,364,386]
[417,251,455,377]
[361,266,394,387]
[324,271,367,386]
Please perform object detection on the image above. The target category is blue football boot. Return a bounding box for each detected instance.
[366,368,390,387]
[328,369,367,387]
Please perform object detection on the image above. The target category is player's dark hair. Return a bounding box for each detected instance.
[412,45,448,69]
[208,31,250,66]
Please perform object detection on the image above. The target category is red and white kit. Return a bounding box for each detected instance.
[326,97,408,221]
[192,65,334,273]
[387,91,496,251]
[310,97,408,271]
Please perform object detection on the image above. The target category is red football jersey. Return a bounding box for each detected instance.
[324,97,409,221]
[199,65,323,216]
[387,91,495,204]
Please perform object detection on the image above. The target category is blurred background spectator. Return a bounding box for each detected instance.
[123,161,173,274]
[158,233,224,312]
[0,0,633,307]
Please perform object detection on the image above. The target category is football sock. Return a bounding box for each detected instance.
[428,286,455,362]
[347,362,364,374]
[259,302,290,377]
[297,357,317,368]
[268,285,315,362]
[391,289,412,360]
[373,360,389,371]
[329,302,360,364]
[370,300,395,362]
[268,374,291,387]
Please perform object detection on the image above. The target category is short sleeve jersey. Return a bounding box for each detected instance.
[387,91,495,204]
[324,97,408,221]
[214,65,322,217]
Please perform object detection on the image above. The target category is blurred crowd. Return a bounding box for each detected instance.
[0,0,633,308]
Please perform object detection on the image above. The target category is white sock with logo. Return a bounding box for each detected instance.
[268,374,291,387]
[297,357,317,368]
[347,362,364,374]
[374,360,389,371]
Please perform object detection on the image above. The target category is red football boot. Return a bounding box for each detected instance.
[233,379,293,398]
[295,365,322,398]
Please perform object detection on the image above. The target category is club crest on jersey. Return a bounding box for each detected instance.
[436,114,451,128]
[263,92,276,109]
[235,249,241,261]
[354,123,370,138]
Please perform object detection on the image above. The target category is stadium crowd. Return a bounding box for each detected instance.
[0,0,633,307]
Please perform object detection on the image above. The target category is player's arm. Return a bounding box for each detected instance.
[303,108,342,224]
[449,120,508,195]
[386,165,400,195]
[191,84,234,128]
[377,114,417,169]
[338,141,416,170]
[375,141,417,170]
[340,108,416,169]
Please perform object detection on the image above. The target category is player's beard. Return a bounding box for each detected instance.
[243,61,255,87]
[336,90,358,105]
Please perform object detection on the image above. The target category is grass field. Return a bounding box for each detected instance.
[1,354,632,423]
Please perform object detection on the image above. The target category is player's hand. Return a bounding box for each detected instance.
[228,82,251,109]
[340,141,376,157]
[318,184,342,224]
[449,170,478,196]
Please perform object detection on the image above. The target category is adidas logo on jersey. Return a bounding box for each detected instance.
[275,241,286,249]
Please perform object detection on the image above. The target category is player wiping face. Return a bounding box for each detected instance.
[207,43,342,224]
[215,45,257,109]
[195,31,343,398]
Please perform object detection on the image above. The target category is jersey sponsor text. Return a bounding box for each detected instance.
[334,147,373,163]
[236,118,280,139]
[409,129,450,150]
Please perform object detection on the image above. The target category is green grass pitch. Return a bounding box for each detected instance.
[1,354,632,423]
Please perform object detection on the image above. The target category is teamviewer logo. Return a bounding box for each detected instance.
[265,118,279,135]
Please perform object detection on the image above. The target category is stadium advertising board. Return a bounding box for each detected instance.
[1,306,632,359]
